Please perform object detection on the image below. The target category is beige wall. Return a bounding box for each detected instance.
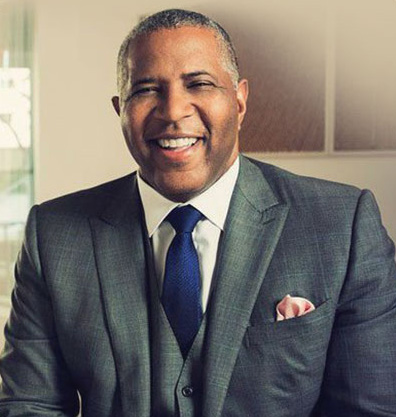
[34,0,396,244]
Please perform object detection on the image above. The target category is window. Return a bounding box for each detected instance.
[0,1,34,327]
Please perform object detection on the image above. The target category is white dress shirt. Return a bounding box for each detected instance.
[137,157,240,312]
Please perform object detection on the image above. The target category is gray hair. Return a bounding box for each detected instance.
[116,8,240,97]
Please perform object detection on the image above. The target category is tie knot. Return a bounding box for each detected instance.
[167,205,203,234]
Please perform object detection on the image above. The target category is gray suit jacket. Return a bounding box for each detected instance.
[1,155,396,416]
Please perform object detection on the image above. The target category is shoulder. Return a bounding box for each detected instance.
[24,172,138,253]
[239,155,372,232]
[243,155,362,203]
[36,172,137,218]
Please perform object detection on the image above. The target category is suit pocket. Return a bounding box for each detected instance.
[228,299,335,413]
[246,298,334,345]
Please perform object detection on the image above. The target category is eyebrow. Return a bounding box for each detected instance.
[182,71,215,80]
[131,77,157,89]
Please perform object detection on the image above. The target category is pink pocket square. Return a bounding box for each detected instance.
[276,294,316,321]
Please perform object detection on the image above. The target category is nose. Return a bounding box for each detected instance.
[155,86,194,123]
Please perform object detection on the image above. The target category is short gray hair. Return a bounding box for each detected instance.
[116,9,240,97]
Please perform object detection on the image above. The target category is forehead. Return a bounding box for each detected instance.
[126,26,225,76]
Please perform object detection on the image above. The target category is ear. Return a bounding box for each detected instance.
[236,79,249,129]
[112,96,121,116]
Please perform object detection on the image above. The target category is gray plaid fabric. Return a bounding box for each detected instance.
[1,155,395,416]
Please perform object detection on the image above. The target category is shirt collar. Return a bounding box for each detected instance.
[137,157,240,237]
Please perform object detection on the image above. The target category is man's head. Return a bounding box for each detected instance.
[112,9,248,202]
[116,9,241,98]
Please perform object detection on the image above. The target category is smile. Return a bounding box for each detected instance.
[156,137,199,149]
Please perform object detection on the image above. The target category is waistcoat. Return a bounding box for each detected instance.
[147,243,208,417]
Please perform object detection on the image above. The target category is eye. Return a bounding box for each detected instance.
[131,86,160,97]
[188,81,215,89]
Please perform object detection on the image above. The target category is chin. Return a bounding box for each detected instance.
[158,181,208,203]
[153,171,210,202]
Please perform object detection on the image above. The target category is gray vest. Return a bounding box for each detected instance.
[147,245,208,417]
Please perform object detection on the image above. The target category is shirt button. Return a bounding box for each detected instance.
[182,386,194,397]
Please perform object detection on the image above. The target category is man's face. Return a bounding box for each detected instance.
[113,26,248,202]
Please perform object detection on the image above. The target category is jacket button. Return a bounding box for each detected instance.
[182,386,194,397]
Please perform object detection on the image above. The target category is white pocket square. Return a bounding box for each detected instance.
[276,294,316,321]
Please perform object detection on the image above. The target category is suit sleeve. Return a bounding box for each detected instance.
[0,205,80,416]
[314,190,396,416]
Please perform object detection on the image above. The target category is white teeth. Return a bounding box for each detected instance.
[157,137,199,149]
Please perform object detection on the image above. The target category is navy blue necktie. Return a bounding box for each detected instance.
[162,205,203,357]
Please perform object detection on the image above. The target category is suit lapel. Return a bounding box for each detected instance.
[203,156,289,417]
[90,175,151,417]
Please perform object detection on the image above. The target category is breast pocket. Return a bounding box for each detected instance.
[247,298,335,347]
[243,298,335,386]
[228,299,336,412]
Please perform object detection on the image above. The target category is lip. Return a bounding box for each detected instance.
[150,136,204,162]
[147,133,206,141]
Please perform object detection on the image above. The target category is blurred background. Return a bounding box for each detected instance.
[1,0,396,340]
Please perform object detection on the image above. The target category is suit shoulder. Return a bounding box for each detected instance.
[246,157,362,202]
[37,172,136,217]
[243,157,382,242]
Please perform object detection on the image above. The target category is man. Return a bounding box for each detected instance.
[1,8,396,417]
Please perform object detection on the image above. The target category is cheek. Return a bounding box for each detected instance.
[208,107,239,150]
[120,113,147,161]
[120,102,148,133]
[209,96,239,130]
[207,103,240,161]
[121,111,137,135]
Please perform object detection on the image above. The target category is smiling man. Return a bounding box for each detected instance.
[1,8,396,417]
[112,23,247,202]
